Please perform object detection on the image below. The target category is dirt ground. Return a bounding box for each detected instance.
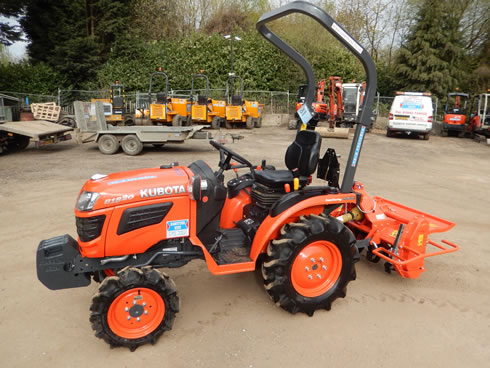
[1,126,489,367]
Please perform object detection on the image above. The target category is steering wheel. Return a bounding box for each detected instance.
[209,140,252,176]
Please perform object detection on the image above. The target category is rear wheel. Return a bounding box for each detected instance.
[90,267,179,351]
[121,134,143,156]
[211,116,220,129]
[423,133,430,140]
[262,214,358,316]
[98,134,119,155]
[386,129,393,138]
[245,116,254,129]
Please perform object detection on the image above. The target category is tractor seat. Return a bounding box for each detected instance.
[231,95,243,106]
[197,95,208,105]
[254,170,308,189]
[254,130,321,189]
[156,93,167,104]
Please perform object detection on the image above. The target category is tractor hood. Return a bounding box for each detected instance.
[76,166,192,212]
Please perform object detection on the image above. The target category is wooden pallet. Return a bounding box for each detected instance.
[32,102,61,122]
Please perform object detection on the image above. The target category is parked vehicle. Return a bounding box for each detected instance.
[468,92,490,137]
[225,74,263,129]
[442,91,469,137]
[37,2,458,351]
[387,92,433,140]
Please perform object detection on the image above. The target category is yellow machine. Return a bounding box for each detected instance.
[91,81,134,125]
[188,72,226,129]
[225,75,263,129]
[145,69,189,126]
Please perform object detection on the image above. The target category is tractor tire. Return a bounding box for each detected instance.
[288,119,298,130]
[255,117,263,128]
[98,134,120,155]
[123,115,135,126]
[59,117,76,128]
[211,116,220,129]
[225,120,233,129]
[89,267,179,351]
[262,214,358,316]
[121,134,143,156]
[172,115,183,126]
[246,116,254,129]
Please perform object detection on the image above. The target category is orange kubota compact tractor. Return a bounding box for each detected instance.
[36,1,459,351]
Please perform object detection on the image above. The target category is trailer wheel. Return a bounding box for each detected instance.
[245,116,254,129]
[59,117,76,128]
[98,134,120,155]
[211,116,220,129]
[121,135,143,156]
[255,117,262,128]
[90,267,179,351]
[262,214,358,316]
[172,115,183,126]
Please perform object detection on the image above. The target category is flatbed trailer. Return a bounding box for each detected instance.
[0,120,73,154]
[74,101,212,155]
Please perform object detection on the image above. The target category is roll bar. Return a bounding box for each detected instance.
[226,75,244,98]
[256,0,378,193]
[148,71,169,101]
[190,73,210,101]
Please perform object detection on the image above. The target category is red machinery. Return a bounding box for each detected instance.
[442,91,470,137]
[36,1,458,351]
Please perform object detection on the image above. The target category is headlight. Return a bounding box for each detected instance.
[76,191,100,211]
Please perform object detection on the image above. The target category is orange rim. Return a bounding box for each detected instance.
[291,241,342,297]
[107,288,165,339]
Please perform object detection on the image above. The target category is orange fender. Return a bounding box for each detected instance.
[249,193,357,260]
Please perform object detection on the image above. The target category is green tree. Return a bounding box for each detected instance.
[394,0,466,98]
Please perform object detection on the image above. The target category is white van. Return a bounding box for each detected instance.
[387,92,433,140]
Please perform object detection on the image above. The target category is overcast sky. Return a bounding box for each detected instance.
[1,16,28,60]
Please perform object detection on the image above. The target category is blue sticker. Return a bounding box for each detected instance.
[351,126,366,167]
[166,220,189,238]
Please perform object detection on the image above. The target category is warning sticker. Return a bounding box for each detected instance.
[166,220,189,238]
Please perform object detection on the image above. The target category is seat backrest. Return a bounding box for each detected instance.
[231,95,243,106]
[197,95,208,105]
[285,130,322,176]
[156,93,167,104]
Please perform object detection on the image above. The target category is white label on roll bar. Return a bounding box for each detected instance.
[332,23,363,54]
[297,104,313,124]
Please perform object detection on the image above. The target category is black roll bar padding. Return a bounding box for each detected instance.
[148,71,169,102]
[256,1,378,193]
[226,75,244,98]
[190,73,210,102]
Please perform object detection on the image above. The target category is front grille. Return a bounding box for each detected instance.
[251,183,285,209]
[76,215,106,242]
[151,105,165,119]
[117,202,173,235]
[227,106,241,120]
[192,106,206,120]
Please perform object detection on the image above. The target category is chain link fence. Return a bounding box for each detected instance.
[0,88,293,116]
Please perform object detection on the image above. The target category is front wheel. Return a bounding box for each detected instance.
[255,117,262,128]
[262,214,358,316]
[172,114,183,126]
[211,116,220,129]
[98,134,119,155]
[245,116,254,129]
[90,267,179,351]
